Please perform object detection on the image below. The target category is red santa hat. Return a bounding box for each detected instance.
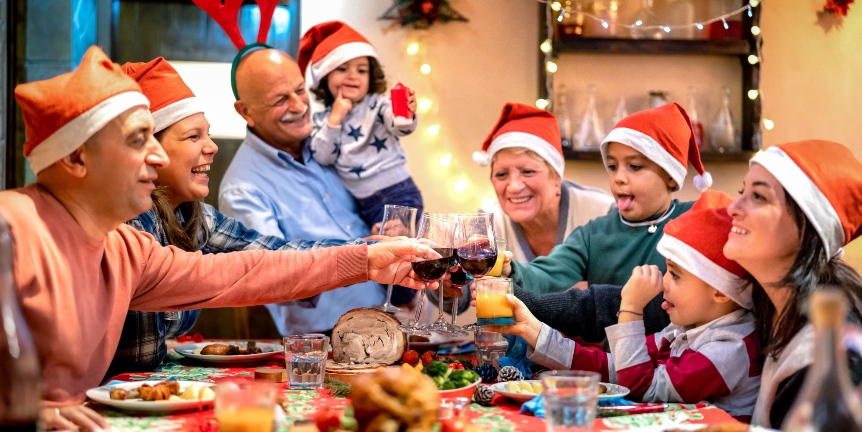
[751,140,862,260]
[122,57,204,133]
[14,46,149,175]
[657,190,752,309]
[601,102,711,192]
[473,103,565,177]
[297,21,378,86]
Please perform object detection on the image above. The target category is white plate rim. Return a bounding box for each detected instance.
[174,342,282,362]
[490,381,630,402]
[86,380,214,412]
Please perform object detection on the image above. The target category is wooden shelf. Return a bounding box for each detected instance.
[563,148,755,163]
[553,37,751,56]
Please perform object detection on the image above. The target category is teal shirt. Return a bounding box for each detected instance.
[511,199,694,294]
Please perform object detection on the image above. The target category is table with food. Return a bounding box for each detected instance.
[80,308,774,432]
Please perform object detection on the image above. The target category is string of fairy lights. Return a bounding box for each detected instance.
[535,0,772,132]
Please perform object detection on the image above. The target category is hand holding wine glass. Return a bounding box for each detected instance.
[371,205,417,313]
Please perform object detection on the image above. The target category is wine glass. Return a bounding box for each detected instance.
[371,205,418,314]
[398,213,456,336]
[428,214,469,337]
[456,213,497,279]
[462,237,506,332]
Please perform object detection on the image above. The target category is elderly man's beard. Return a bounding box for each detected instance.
[281,104,309,123]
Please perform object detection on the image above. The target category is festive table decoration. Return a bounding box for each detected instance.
[379,0,468,29]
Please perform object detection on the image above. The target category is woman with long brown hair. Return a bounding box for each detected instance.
[723,140,862,428]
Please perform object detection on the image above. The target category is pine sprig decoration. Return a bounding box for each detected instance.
[324,376,351,397]
[474,384,494,405]
[475,364,498,383]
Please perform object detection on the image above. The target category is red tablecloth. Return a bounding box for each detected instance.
[98,349,743,431]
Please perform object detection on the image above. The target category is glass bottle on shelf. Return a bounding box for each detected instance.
[784,289,862,432]
[557,1,585,39]
[710,86,738,153]
[687,86,705,151]
[0,216,43,431]
[575,85,604,151]
[667,0,695,39]
[630,0,664,40]
[610,96,628,130]
[555,85,574,149]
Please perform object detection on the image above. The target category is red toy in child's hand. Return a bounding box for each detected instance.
[391,82,413,126]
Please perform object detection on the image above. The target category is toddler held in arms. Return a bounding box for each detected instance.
[486,191,761,422]
[298,21,423,230]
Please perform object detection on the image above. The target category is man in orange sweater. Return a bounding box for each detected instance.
[4,46,437,431]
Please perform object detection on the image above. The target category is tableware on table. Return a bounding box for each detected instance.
[398,213,456,336]
[474,329,508,369]
[475,277,515,326]
[541,370,601,432]
[174,341,282,365]
[215,381,276,432]
[438,376,482,400]
[456,213,497,279]
[85,380,215,413]
[372,205,418,314]
[490,380,544,402]
[438,397,472,420]
[284,334,329,389]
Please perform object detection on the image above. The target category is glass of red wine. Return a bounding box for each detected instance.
[429,214,470,337]
[397,213,456,337]
[456,213,497,279]
[371,205,418,314]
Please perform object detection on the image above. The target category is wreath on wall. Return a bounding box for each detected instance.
[818,0,854,31]
[824,0,854,16]
[379,0,468,29]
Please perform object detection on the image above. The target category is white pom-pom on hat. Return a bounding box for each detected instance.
[693,171,713,191]
[473,150,492,166]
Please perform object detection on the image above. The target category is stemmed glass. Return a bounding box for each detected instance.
[428,214,469,337]
[371,205,418,314]
[397,213,456,337]
[457,213,497,332]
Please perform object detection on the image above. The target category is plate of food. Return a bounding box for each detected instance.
[174,341,282,364]
[491,380,630,403]
[86,380,215,413]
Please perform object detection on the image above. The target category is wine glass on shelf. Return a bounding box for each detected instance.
[397,213,456,337]
[371,205,418,314]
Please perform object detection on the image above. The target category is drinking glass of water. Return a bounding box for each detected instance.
[540,370,600,432]
[284,334,329,389]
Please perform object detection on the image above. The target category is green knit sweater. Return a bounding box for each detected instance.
[511,199,694,294]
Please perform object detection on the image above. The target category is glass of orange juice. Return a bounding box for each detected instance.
[215,381,276,432]
[475,277,515,326]
[486,238,507,277]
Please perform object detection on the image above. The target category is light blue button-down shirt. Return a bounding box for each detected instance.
[219,130,385,335]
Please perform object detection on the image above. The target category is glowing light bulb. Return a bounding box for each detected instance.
[663,26,671,33]
[551,2,562,11]
[420,63,431,74]
[695,23,704,30]
[540,39,552,53]
[747,89,759,100]
[557,12,564,22]
[427,124,440,136]
[439,153,452,167]
[722,18,729,30]
[406,42,420,55]
[536,99,550,109]
[418,98,433,112]
[763,118,775,130]
[454,177,469,193]
[750,0,760,7]
[546,61,558,73]
[601,21,609,29]
[748,55,759,65]
[751,26,761,36]
[634,20,643,26]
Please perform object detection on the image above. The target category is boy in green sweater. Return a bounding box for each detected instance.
[509,102,711,294]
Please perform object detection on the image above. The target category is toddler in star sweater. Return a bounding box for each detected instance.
[299,21,423,230]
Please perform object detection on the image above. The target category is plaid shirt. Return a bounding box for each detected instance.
[106,202,362,377]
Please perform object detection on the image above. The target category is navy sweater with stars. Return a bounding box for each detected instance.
[310,93,418,199]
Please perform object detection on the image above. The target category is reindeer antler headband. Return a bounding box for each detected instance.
[192,0,279,99]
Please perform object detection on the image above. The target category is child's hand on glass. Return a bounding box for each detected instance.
[619,264,663,322]
[469,289,543,348]
[407,89,417,118]
[328,88,354,126]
